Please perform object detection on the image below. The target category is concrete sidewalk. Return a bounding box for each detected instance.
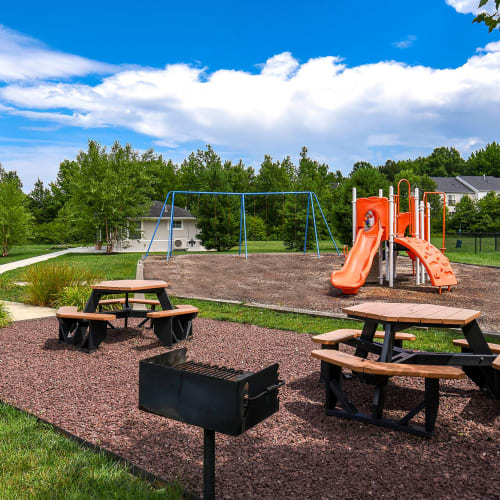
[2,300,56,321]
[0,246,106,275]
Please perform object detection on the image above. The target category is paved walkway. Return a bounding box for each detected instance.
[0,247,105,321]
[0,246,105,275]
[2,300,56,321]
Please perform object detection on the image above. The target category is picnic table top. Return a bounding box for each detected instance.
[343,302,480,326]
[91,280,169,292]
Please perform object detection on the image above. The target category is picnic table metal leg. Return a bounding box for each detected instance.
[372,382,387,419]
[354,320,378,359]
[83,290,101,313]
[462,320,499,398]
[156,288,173,310]
[380,323,395,363]
[424,378,440,433]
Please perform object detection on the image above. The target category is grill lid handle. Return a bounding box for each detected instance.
[244,380,285,401]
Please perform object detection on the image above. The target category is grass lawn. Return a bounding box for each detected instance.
[0,245,63,265]
[0,402,183,499]
[443,251,500,267]
[0,252,143,282]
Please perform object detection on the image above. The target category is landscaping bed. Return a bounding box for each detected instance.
[0,317,498,498]
[145,253,500,331]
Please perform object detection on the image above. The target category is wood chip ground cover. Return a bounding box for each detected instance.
[0,317,498,499]
[144,253,500,332]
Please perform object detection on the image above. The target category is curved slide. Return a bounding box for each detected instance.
[394,237,457,289]
[331,227,384,295]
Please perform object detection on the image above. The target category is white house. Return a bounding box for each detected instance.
[431,175,500,213]
[121,202,205,252]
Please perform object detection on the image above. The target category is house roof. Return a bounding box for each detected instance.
[459,176,500,192]
[147,202,195,218]
[430,177,474,194]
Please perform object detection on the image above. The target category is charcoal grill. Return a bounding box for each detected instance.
[139,348,284,499]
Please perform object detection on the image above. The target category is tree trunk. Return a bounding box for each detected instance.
[105,220,113,254]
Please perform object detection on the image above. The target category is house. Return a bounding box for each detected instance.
[122,202,205,252]
[431,175,500,213]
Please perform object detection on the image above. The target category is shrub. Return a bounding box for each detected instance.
[22,262,102,307]
[54,285,93,311]
[0,301,12,327]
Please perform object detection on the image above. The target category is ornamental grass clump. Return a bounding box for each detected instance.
[54,285,94,311]
[0,301,11,327]
[23,262,102,307]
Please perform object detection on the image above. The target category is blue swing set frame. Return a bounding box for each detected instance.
[144,190,340,260]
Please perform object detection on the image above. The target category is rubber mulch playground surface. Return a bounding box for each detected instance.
[1,317,498,499]
[145,253,500,331]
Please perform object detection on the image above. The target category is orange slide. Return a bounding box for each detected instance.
[395,237,457,289]
[331,226,384,295]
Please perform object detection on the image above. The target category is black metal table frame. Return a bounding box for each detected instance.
[319,316,499,436]
[347,317,499,399]
[80,286,177,349]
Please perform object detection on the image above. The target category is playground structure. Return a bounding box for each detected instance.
[331,180,457,295]
[145,190,340,260]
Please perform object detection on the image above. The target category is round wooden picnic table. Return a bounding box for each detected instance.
[343,302,499,399]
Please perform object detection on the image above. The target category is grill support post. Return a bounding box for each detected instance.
[204,429,216,500]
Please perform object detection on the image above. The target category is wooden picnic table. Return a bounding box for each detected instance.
[56,279,198,351]
[343,302,499,399]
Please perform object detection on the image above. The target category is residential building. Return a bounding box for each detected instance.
[122,202,205,252]
[430,175,500,213]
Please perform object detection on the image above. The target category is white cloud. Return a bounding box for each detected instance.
[446,0,497,14]
[393,35,417,49]
[0,25,115,82]
[3,26,500,177]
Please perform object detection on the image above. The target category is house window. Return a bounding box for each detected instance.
[172,220,182,230]
[448,195,456,206]
[128,220,142,240]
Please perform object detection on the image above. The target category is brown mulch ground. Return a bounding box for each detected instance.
[1,318,499,499]
[145,253,500,331]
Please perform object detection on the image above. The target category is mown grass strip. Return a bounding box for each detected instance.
[169,296,499,353]
[0,402,184,500]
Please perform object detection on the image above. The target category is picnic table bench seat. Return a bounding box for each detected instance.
[311,349,464,437]
[312,329,416,347]
[452,338,500,354]
[311,349,465,379]
[98,298,161,307]
[493,354,500,370]
[56,306,116,351]
[146,305,199,347]
[146,304,199,318]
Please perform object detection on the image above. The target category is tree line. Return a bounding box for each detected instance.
[2,140,500,256]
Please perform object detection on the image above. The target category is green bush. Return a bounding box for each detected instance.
[0,301,12,327]
[54,285,93,311]
[23,263,102,307]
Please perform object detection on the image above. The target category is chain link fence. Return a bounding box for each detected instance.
[431,233,500,253]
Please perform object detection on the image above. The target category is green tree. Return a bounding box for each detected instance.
[28,178,53,224]
[474,192,500,231]
[449,195,478,232]
[65,141,153,252]
[466,142,500,176]
[255,155,297,238]
[473,0,500,31]
[141,151,177,202]
[245,215,266,240]
[0,171,32,256]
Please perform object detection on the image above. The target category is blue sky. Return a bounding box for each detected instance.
[1,0,499,190]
